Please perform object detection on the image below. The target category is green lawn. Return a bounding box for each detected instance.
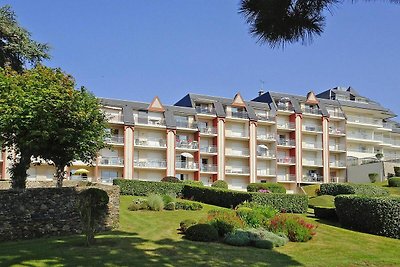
[0,196,399,267]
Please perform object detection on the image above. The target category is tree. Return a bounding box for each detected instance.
[239,0,400,48]
[0,5,50,71]
[0,66,108,189]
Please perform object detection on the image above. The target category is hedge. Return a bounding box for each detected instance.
[247,183,286,194]
[319,183,389,197]
[313,206,337,221]
[388,177,400,187]
[182,185,308,213]
[113,179,184,196]
[335,195,400,239]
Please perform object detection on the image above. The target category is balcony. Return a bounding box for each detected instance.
[257,133,276,141]
[277,156,295,164]
[176,141,199,150]
[256,114,275,122]
[257,151,275,158]
[302,142,322,149]
[302,107,322,116]
[228,111,248,119]
[225,130,249,138]
[104,135,124,144]
[302,174,323,183]
[277,122,295,130]
[347,116,383,127]
[329,127,346,135]
[257,169,275,176]
[302,125,322,133]
[99,157,124,166]
[134,160,167,168]
[176,120,198,129]
[277,139,296,147]
[225,148,250,157]
[200,145,217,154]
[134,138,167,148]
[195,106,216,115]
[330,161,346,168]
[331,176,346,183]
[106,113,123,124]
[135,116,166,126]
[176,161,199,170]
[348,148,375,154]
[225,166,250,175]
[328,110,345,119]
[329,144,346,151]
[199,126,217,135]
[347,133,380,143]
[201,164,217,173]
[303,159,323,167]
[277,174,296,182]
[276,103,294,112]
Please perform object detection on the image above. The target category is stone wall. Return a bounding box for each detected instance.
[0,182,119,242]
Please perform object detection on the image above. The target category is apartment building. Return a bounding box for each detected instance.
[1,87,399,192]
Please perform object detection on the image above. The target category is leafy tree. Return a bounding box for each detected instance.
[0,66,108,188]
[0,5,50,71]
[239,0,400,48]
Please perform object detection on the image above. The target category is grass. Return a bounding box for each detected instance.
[301,184,320,197]
[0,196,399,266]
[372,181,400,196]
[308,195,335,208]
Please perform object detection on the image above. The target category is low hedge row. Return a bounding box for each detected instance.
[113,179,184,196]
[335,195,400,239]
[388,177,400,187]
[182,185,308,213]
[313,206,337,221]
[320,183,389,197]
[247,183,286,194]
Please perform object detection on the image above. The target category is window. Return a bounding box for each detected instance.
[101,170,118,183]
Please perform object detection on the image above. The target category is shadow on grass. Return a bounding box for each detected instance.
[0,230,302,267]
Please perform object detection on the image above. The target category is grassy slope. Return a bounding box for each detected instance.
[0,196,399,267]
[308,195,335,208]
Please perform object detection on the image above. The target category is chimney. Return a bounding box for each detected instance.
[258,90,265,97]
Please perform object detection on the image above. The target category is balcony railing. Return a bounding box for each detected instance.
[302,175,323,183]
[106,113,123,123]
[226,148,250,157]
[135,116,166,126]
[225,166,250,174]
[277,122,295,130]
[303,159,323,166]
[329,127,346,135]
[257,169,275,176]
[302,125,322,132]
[134,160,167,168]
[328,110,345,118]
[347,116,383,127]
[330,161,346,167]
[347,133,377,141]
[257,133,276,141]
[228,111,248,119]
[302,142,322,149]
[302,107,322,115]
[277,156,295,164]
[277,139,296,147]
[257,151,275,158]
[176,141,199,150]
[276,104,294,112]
[201,164,217,173]
[329,144,346,151]
[100,176,117,184]
[348,148,375,154]
[200,146,217,153]
[99,157,124,166]
[330,176,346,183]
[277,174,296,182]
[176,121,198,129]
[195,106,215,115]
[256,114,275,122]
[199,126,217,135]
[225,130,249,138]
[104,135,124,144]
[134,138,167,148]
[176,161,199,170]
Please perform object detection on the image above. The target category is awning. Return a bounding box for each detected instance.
[181,152,194,158]
[258,144,269,149]
[74,169,90,175]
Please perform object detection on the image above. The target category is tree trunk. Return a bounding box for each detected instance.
[55,165,66,188]
[10,153,31,190]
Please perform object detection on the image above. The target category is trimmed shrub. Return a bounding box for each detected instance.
[185,224,219,242]
[161,176,181,183]
[224,229,288,249]
[179,219,197,233]
[175,201,203,211]
[211,180,228,189]
[147,194,164,211]
[368,173,379,183]
[268,214,317,242]
[313,206,337,221]
[183,180,204,186]
[236,202,278,228]
[164,202,176,211]
[182,185,308,213]
[247,183,286,194]
[308,195,335,208]
[205,210,245,237]
[388,177,400,187]
[223,229,252,246]
[394,167,400,177]
[113,179,184,196]
[319,183,389,197]
[335,195,400,239]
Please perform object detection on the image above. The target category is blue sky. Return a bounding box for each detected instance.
[4,1,400,118]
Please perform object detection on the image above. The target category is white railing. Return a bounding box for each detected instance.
[276,104,294,112]
[329,127,346,135]
[134,160,167,168]
[330,161,346,167]
[176,161,199,170]
[257,151,275,158]
[195,106,216,115]
[330,176,346,183]
[277,157,296,164]
[135,116,166,126]
[199,127,217,135]
[257,133,276,141]
[225,148,250,156]
[200,146,218,153]
[347,133,374,141]
[225,166,250,174]
[302,175,323,183]
[176,121,198,129]
[225,130,249,138]
[303,159,323,166]
[257,169,275,176]
[277,174,296,182]
[277,122,295,130]
[104,135,124,144]
[302,107,322,115]
[329,144,346,151]
[302,142,322,149]
[99,157,124,166]
[256,114,275,122]
[347,116,383,127]
[106,113,123,123]
[201,164,217,173]
[348,148,375,154]
[176,141,199,150]
[277,139,296,147]
[302,125,322,132]
[228,111,248,119]
[134,138,167,148]
[328,110,345,118]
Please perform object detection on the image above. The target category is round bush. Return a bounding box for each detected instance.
[388,177,400,187]
[161,176,181,183]
[236,207,265,228]
[179,219,197,233]
[164,202,175,211]
[247,183,286,194]
[224,229,252,246]
[185,224,219,242]
[211,180,228,189]
[206,210,244,237]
